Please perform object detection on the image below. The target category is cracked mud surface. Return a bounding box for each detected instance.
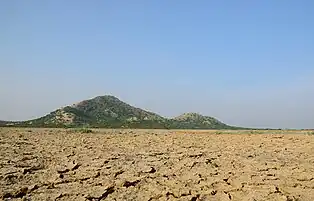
[1,128,314,201]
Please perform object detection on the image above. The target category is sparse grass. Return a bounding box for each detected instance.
[308,131,314,135]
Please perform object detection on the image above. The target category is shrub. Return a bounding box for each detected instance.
[249,130,262,134]
[76,127,94,133]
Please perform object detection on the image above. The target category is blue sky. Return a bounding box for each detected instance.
[1,0,314,128]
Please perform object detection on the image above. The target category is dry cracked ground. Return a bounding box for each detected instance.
[0,128,314,201]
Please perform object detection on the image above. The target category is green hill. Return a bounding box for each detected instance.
[2,95,240,129]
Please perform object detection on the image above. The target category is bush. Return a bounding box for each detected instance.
[76,127,94,133]
[249,130,262,134]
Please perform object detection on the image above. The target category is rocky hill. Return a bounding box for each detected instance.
[2,95,241,129]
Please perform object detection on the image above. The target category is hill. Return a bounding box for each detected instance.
[3,95,240,129]
[170,112,236,129]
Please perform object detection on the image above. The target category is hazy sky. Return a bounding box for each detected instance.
[1,1,314,129]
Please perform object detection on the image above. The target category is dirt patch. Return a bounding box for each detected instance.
[0,128,314,200]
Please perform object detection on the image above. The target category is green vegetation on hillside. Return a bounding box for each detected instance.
[1,95,243,129]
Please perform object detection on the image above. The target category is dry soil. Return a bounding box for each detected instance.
[0,128,314,201]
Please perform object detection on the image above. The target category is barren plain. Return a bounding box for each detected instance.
[1,128,314,201]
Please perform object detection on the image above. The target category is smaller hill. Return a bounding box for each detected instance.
[171,112,236,129]
[174,112,220,123]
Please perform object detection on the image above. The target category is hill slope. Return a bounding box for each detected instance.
[4,95,239,129]
[71,95,164,122]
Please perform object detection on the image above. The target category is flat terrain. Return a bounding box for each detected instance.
[1,128,314,201]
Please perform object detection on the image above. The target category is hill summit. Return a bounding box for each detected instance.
[4,95,239,129]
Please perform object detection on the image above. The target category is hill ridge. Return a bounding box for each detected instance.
[1,95,242,129]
